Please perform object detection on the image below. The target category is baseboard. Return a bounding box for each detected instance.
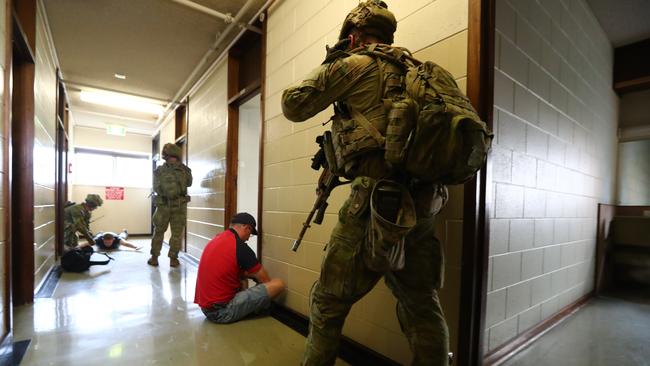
[483,291,594,366]
[271,305,401,366]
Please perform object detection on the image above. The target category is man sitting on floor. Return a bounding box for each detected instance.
[194,212,285,323]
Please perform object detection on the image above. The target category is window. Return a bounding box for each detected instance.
[74,149,151,188]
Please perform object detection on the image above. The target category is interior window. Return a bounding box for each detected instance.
[74,150,151,188]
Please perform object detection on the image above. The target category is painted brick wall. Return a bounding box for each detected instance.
[186,60,229,259]
[486,0,618,352]
[33,6,59,289]
[264,0,469,362]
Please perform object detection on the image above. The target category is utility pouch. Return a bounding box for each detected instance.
[384,98,416,167]
[364,180,416,272]
[322,131,344,176]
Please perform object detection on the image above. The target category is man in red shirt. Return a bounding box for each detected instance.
[194,212,285,323]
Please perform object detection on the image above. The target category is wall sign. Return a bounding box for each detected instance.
[105,186,125,200]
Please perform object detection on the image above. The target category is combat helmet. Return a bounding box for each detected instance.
[339,0,397,44]
[162,143,182,160]
[85,193,103,208]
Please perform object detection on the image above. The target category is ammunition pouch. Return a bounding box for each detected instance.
[364,180,416,272]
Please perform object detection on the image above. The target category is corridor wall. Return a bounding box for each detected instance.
[486,0,618,353]
[263,0,469,362]
[33,5,59,289]
[185,60,229,259]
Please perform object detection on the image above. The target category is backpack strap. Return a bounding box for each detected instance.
[88,252,114,266]
[349,107,386,146]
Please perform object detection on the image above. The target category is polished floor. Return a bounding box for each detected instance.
[503,295,650,366]
[14,238,348,366]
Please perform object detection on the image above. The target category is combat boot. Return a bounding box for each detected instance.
[170,258,180,267]
[147,256,159,267]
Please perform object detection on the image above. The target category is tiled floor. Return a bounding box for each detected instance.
[503,295,650,366]
[14,238,348,365]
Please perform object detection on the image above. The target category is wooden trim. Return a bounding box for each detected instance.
[459,0,495,365]
[483,292,593,366]
[3,0,14,338]
[224,52,240,228]
[595,204,616,294]
[227,80,261,106]
[11,41,36,305]
[257,11,267,260]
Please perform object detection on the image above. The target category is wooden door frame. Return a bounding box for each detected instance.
[458,0,495,365]
[2,0,14,342]
[224,28,263,235]
[54,73,69,259]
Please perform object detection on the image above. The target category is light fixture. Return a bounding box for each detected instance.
[106,124,127,136]
[80,90,164,116]
[114,73,126,80]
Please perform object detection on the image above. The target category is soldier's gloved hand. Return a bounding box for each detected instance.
[323,38,351,64]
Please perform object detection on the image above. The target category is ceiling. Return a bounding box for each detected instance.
[585,0,650,47]
[42,0,268,135]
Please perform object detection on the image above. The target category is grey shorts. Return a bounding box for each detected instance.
[202,284,271,324]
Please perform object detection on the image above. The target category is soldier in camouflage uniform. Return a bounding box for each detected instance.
[282,2,451,365]
[63,194,103,251]
[148,143,193,268]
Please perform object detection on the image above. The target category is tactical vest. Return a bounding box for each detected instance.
[330,49,406,176]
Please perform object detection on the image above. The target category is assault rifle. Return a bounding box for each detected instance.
[292,133,348,252]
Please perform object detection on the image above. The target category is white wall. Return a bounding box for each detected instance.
[71,126,153,234]
[486,0,618,353]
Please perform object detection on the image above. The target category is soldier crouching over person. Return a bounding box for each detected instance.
[194,212,285,324]
[64,193,103,250]
[148,142,192,268]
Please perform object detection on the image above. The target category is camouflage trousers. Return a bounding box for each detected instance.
[63,227,79,251]
[150,202,187,259]
[303,177,449,366]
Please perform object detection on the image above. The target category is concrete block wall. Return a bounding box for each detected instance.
[486,0,618,352]
[33,5,59,289]
[264,0,468,362]
[186,60,229,259]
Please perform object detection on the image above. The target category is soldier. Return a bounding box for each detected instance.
[148,143,192,268]
[282,2,455,365]
[64,193,103,251]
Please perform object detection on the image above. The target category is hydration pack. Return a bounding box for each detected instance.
[356,45,493,184]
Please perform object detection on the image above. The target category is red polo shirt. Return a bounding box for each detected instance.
[194,229,261,308]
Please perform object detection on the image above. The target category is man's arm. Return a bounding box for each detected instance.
[281,54,375,122]
[245,266,271,284]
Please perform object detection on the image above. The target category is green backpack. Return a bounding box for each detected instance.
[359,45,493,185]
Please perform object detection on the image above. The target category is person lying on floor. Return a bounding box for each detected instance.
[94,229,142,251]
[194,212,285,323]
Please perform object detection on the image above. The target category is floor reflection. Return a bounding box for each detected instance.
[14,238,348,365]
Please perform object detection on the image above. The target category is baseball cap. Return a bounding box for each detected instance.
[231,212,258,235]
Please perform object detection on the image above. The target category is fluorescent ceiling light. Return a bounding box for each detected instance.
[114,73,126,80]
[80,90,164,116]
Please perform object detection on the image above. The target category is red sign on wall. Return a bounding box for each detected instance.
[105,186,125,200]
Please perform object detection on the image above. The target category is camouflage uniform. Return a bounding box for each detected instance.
[150,143,193,260]
[63,194,103,251]
[281,2,450,365]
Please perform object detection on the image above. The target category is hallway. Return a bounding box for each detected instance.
[12,238,346,366]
